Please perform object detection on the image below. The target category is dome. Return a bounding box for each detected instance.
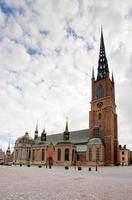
[16,132,33,145]
[88,138,103,145]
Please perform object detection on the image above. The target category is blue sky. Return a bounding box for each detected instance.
[0,0,132,151]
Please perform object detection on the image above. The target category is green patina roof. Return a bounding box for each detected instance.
[76,144,87,152]
[88,138,102,145]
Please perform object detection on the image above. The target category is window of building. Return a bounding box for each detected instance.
[122,157,124,161]
[29,150,31,159]
[96,148,100,161]
[89,148,92,161]
[98,113,102,120]
[97,84,104,99]
[42,149,45,161]
[65,148,69,161]
[122,151,124,155]
[93,127,99,137]
[57,149,61,161]
[32,150,35,161]
[72,149,74,161]
[77,154,80,161]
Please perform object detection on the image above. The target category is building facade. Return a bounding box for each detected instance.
[0,148,5,164]
[119,145,131,166]
[14,30,119,166]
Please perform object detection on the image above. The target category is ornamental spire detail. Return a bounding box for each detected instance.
[97,27,109,80]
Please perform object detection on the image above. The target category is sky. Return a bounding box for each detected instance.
[0,0,132,152]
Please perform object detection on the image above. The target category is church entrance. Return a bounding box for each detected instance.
[48,157,53,166]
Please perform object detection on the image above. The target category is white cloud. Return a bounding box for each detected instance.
[0,0,132,152]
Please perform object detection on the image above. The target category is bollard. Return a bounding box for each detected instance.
[65,166,69,170]
[89,167,91,171]
[78,166,82,171]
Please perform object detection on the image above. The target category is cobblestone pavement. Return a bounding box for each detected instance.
[0,165,132,200]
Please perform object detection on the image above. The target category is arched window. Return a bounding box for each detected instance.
[32,150,35,161]
[77,154,80,161]
[89,148,92,161]
[96,148,100,161]
[72,149,74,161]
[65,148,69,161]
[29,150,31,159]
[57,149,61,161]
[98,113,102,120]
[97,84,104,99]
[42,149,45,161]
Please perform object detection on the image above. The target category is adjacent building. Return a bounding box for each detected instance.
[119,145,131,166]
[0,148,5,164]
[14,29,119,166]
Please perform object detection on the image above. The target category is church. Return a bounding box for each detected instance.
[14,29,119,166]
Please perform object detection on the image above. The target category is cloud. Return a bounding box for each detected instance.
[0,0,132,152]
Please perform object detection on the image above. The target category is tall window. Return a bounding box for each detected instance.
[32,150,35,161]
[42,149,45,161]
[72,149,74,161]
[89,148,92,161]
[65,148,69,161]
[98,113,102,120]
[57,149,61,161]
[29,150,31,159]
[97,84,104,99]
[96,148,100,161]
[77,154,80,161]
[93,127,99,137]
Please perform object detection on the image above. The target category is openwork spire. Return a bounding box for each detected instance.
[97,27,109,80]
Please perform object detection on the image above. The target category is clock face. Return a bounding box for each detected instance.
[97,102,103,108]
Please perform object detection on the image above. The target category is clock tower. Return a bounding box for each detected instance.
[89,29,119,165]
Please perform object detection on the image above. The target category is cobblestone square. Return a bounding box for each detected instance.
[0,165,132,200]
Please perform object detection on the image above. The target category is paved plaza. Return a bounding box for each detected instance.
[0,165,132,200]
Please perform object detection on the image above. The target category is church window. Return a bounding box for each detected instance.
[29,150,31,159]
[93,127,99,137]
[89,148,92,161]
[96,148,100,161]
[72,149,74,161]
[57,149,61,161]
[77,154,80,161]
[65,148,69,161]
[98,113,102,120]
[32,150,35,161]
[42,149,45,161]
[97,84,104,99]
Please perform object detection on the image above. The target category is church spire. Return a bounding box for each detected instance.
[41,128,46,141]
[65,119,69,132]
[34,121,38,139]
[112,72,114,85]
[92,67,95,80]
[63,119,70,140]
[97,27,109,80]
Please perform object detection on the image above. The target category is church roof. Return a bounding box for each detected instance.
[16,132,33,144]
[88,138,102,145]
[34,129,88,145]
[76,144,87,152]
